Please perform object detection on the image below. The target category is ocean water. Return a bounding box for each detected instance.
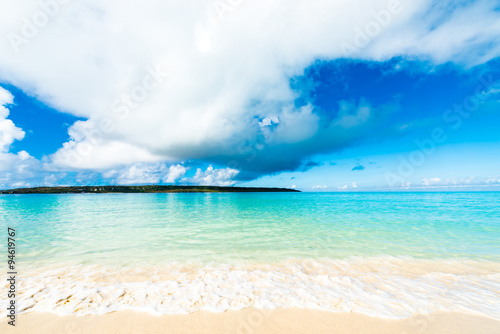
[1,192,499,318]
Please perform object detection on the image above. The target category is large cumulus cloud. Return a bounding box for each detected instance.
[1,0,499,183]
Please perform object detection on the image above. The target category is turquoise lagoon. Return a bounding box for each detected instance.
[1,192,499,318]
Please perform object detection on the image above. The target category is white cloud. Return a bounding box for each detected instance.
[43,174,60,187]
[312,185,327,190]
[102,162,187,185]
[336,182,359,190]
[0,87,191,189]
[0,0,498,174]
[0,149,39,188]
[422,177,442,186]
[191,165,239,186]
[0,87,42,189]
[0,87,24,152]
[420,177,478,188]
[383,176,500,190]
[0,87,14,105]
[163,164,187,184]
[485,177,500,185]
[48,120,166,170]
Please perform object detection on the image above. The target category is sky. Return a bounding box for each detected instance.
[0,0,499,191]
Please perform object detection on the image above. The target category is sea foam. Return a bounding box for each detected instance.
[3,256,499,320]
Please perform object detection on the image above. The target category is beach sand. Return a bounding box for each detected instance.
[2,309,499,334]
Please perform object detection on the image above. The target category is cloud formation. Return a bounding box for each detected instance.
[0,87,23,151]
[0,0,499,185]
[0,87,40,188]
[376,176,500,190]
[337,183,358,190]
[190,165,239,186]
[101,163,187,185]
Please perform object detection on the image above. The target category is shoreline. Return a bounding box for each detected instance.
[2,309,500,333]
[10,257,500,319]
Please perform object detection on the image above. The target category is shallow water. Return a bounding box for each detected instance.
[1,192,499,318]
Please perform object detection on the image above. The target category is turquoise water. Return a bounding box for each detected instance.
[1,192,500,317]
[1,192,499,265]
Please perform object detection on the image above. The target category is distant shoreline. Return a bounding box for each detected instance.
[0,185,300,194]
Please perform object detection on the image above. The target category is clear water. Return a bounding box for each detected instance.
[1,192,499,318]
[2,192,499,265]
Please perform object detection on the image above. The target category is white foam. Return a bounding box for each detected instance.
[2,257,500,319]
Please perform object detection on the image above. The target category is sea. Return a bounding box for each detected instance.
[1,192,499,319]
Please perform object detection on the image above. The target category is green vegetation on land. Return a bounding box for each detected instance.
[0,185,300,194]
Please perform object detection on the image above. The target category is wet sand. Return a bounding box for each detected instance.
[2,309,500,334]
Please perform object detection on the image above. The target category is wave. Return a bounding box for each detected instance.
[3,256,500,319]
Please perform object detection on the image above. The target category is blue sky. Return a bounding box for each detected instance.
[1,84,84,159]
[0,0,499,191]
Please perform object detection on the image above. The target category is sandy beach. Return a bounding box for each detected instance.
[2,309,500,334]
